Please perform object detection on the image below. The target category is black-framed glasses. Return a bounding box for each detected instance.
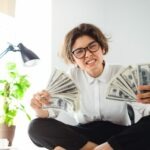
[72,41,100,59]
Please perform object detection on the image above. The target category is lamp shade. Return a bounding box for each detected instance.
[17,43,39,66]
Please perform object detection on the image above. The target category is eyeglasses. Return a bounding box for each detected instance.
[72,41,100,59]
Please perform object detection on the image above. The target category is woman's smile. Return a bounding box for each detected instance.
[85,58,97,66]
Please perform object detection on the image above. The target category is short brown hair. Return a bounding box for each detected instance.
[59,23,109,64]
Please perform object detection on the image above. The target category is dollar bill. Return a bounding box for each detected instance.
[131,68,138,85]
[42,97,76,112]
[137,64,150,93]
[106,83,135,102]
[43,68,80,113]
[106,63,150,102]
[120,66,138,95]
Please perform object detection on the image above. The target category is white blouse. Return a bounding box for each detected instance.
[48,62,150,125]
[68,63,130,125]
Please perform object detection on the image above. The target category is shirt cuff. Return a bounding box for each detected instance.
[47,108,59,118]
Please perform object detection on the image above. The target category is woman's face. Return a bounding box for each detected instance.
[72,35,105,77]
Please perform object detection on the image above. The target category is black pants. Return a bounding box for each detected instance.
[28,115,150,150]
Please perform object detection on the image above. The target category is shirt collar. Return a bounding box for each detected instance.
[85,62,110,84]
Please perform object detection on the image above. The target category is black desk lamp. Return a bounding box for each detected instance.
[0,43,40,66]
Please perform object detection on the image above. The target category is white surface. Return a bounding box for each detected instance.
[13,119,47,150]
[0,147,17,150]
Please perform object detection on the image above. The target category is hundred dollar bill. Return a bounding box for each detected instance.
[116,77,136,98]
[42,68,80,112]
[106,66,136,99]
[120,65,138,95]
[106,64,150,102]
[131,68,138,85]
[42,97,76,112]
[110,78,135,99]
[106,83,135,102]
[137,64,150,93]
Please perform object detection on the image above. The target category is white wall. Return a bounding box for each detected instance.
[51,0,150,125]
[52,0,150,70]
[14,1,52,149]
[0,1,51,149]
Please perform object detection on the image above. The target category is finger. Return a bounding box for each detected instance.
[40,96,50,105]
[39,91,51,104]
[137,92,150,99]
[31,98,42,109]
[41,90,51,98]
[32,91,50,106]
[31,99,42,108]
[137,98,150,104]
[34,92,46,101]
[30,102,40,109]
[138,85,150,91]
[33,93,41,100]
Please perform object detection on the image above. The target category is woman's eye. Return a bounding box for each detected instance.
[75,49,84,54]
[89,44,96,49]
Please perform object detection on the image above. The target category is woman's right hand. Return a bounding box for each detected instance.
[30,90,51,118]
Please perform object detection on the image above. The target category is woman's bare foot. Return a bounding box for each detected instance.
[54,146,66,150]
[80,141,97,150]
[94,142,113,150]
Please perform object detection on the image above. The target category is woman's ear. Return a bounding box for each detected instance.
[72,59,80,68]
[71,56,76,64]
[75,64,80,68]
[102,49,106,54]
[71,58,76,64]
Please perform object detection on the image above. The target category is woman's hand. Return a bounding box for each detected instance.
[30,90,51,118]
[136,85,150,104]
[94,142,113,150]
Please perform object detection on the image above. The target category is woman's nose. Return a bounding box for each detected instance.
[85,49,92,57]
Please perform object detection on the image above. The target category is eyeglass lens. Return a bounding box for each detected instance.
[72,41,99,59]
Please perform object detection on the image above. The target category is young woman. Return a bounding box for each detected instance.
[28,23,150,150]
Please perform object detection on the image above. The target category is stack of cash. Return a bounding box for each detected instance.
[42,68,80,113]
[106,64,150,102]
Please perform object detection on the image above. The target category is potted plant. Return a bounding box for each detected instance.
[0,62,31,146]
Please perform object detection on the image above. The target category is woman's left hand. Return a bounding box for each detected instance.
[136,85,150,104]
[94,142,113,150]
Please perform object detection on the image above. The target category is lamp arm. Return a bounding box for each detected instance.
[0,44,17,59]
[0,49,9,59]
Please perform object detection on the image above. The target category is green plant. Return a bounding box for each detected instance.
[0,62,31,126]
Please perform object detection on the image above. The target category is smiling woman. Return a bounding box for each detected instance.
[28,22,150,150]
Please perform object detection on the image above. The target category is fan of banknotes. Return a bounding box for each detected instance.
[106,64,150,102]
[42,68,80,113]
